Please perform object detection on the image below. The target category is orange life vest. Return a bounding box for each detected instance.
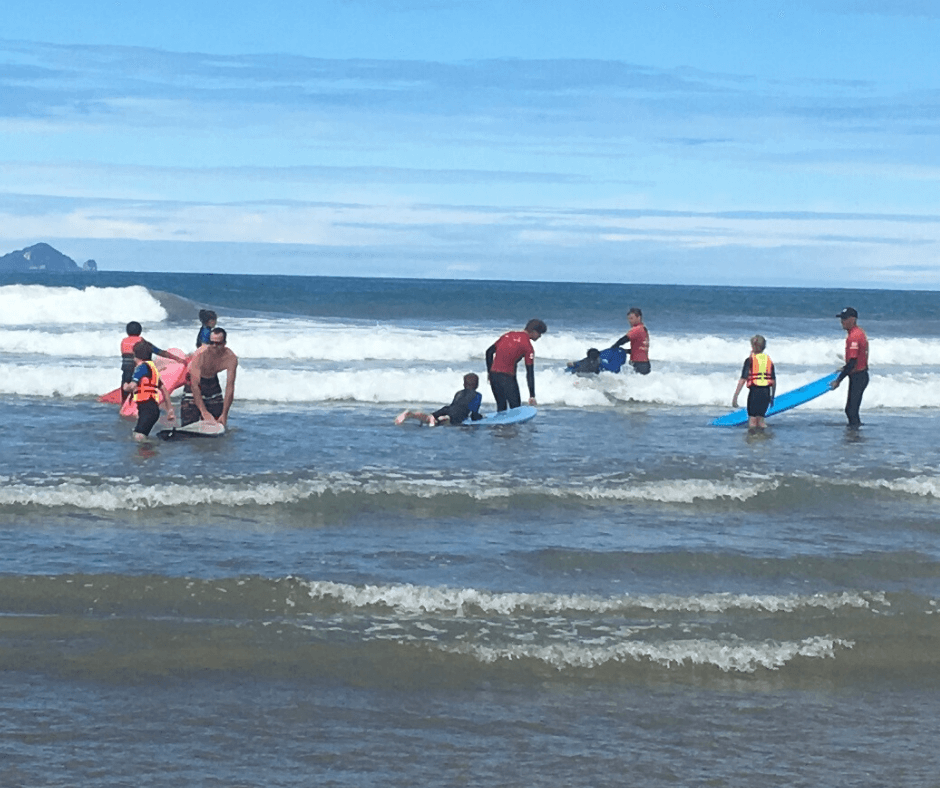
[133,361,160,403]
[121,335,141,363]
[746,353,774,387]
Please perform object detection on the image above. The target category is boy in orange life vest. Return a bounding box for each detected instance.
[122,341,175,440]
[731,334,776,430]
[120,321,186,401]
[830,306,869,429]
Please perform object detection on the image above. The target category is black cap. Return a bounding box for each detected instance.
[837,307,858,319]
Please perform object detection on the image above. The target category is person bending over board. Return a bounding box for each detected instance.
[195,309,218,348]
[611,307,651,374]
[830,307,869,429]
[731,334,776,430]
[395,373,484,427]
[120,321,187,402]
[180,327,238,427]
[122,341,175,440]
[485,319,547,411]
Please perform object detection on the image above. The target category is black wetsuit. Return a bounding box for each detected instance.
[432,389,483,424]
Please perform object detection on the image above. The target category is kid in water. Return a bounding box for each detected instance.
[195,309,218,348]
[119,321,186,401]
[731,334,776,430]
[396,373,484,426]
[122,341,175,441]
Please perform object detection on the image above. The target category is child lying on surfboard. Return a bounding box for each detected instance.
[395,373,484,427]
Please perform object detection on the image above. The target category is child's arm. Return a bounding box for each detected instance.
[159,381,176,421]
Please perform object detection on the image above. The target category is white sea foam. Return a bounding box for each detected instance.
[301,579,881,617]
[4,356,939,412]
[443,635,854,673]
[0,284,167,326]
[0,471,778,511]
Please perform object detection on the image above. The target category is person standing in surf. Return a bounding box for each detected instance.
[485,319,547,411]
[195,309,218,348]
[830,307,869,429]
[122,341,176,440]
[119,321,187,402]
[180,327,238,427]
[731,334,776,430]
[612,307,651,374]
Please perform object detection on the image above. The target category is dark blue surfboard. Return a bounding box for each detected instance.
[464,405,537,426]
[709,372,839,427]
[565,347,627,374]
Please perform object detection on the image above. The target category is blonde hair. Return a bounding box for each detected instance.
[750,334,766,352]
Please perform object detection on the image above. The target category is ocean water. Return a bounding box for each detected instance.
[1,271,939,787]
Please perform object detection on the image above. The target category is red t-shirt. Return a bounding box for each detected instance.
[626,324,649,362]
[845,326,868,372]
[489,331,535,375]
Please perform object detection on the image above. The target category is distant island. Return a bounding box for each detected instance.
[0,242,97,272]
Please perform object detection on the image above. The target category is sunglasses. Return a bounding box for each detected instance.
[207,339,225,346]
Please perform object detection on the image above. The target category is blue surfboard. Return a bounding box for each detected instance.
[464,405,537,426]
[565,347,627,374]
[709,372,839,427]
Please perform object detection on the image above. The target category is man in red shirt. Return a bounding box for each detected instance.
[613,307,651,374]
[485,319,547,411]
[830,307,869,428]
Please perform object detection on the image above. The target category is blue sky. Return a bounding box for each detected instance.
[1,0,939,286]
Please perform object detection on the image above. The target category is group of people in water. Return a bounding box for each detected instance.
[726,306,869,430]
[399,304,869,431]
[397,310,651,427]
[120,309,239,440]
[119,302,868,437]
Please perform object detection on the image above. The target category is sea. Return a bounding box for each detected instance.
[1,271,939,787]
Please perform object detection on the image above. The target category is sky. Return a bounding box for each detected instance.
[1,0,939,287]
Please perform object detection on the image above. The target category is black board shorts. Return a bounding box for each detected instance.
[747,386,773,417]
[134,399,161,436]
[180,376,223,426]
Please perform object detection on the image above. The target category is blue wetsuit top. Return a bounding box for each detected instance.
[196,326,212,348]
[132,362,157,385]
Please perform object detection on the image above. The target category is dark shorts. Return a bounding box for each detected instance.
[121,359,136,396]
[747,386,773,418]
[630,361,651,375]
[134,399,161,436]
[180,376,223,426]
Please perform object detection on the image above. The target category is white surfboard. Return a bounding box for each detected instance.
[156,420,226,440]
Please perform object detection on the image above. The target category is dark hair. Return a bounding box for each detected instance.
[587,348,600,359]
[525,319,547,335]
[463,372,479,389]
[126,321,142,336]
[199,309,217,325]
[628,307,642,318]
[132,340,153,360]
[210,327,227,343]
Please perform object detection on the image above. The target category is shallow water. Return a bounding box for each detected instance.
[2,273,939,786]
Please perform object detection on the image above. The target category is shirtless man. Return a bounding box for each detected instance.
[180,327,238,426]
